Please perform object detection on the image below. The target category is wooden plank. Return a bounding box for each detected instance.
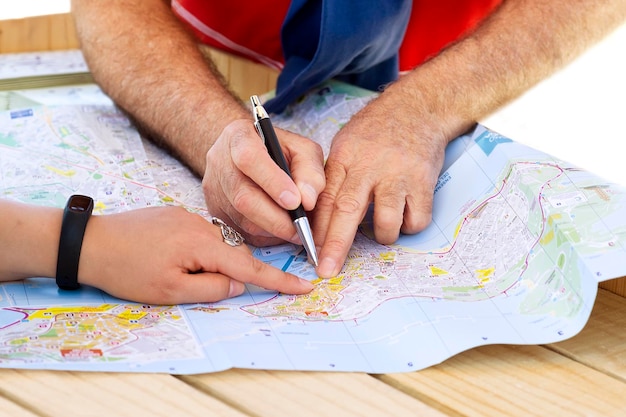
[227,53,278,100]
[200,45,231,78]
[377,290,626,416]
[378,344,626,417]
[0,18,24,53]
[203,46,279,101]
[0,395,39,417]
[0,15,49,53]
[548,288,626,379]
[599,277,626,299]
[20,15,51,52]
[0,370,247,417]
[0,13,274,99]
[0,14,78,53]
[182,370,447,417]
[47,13,80,51]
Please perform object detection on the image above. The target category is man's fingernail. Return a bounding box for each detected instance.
[279,190,299,209]
[317,258,336,277]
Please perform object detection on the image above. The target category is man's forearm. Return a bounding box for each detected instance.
[71,0,249,174]
[386,0,626,144]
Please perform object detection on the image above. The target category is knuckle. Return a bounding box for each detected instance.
[150,279,180,304]
[316,189,336,209]
[323,235,352,254]
[231,185,259,215]
[221,119,249,139]
[231,140,258,167]
[403,207,433,234]
[222,123,257,160]
[305,139,324,158]
[402,218,431,234]
[242,255,269,278]
[201,177,211,197]
[375,214,401,233]
[334,193,363,216]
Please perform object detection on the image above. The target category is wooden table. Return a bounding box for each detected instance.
[1,13,626,417]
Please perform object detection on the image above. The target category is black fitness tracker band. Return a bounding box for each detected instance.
[56,194,94,290]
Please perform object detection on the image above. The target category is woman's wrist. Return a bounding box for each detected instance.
[0,201,62,281]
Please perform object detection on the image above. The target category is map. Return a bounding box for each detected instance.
[1,74,626,373]
[0,49,93,91]
[0,50,89,80]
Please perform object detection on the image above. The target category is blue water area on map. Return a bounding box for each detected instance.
[474,129,513,156]
[0,278,120,308]
[0,308,28,329]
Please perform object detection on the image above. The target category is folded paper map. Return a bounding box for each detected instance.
[1,77,625,374]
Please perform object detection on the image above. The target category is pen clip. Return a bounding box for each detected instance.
[254,121,265,143]
[250,95,269,142]
[250,95,269,122]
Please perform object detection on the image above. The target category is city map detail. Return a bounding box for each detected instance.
[1,82,626,373]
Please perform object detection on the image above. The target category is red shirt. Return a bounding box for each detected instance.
[172,0,502,72]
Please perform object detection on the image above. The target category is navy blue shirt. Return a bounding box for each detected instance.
[264,0,412,113]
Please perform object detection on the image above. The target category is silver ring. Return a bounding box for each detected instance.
[211,217,245,246]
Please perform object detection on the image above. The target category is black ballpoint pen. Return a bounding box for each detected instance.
[250,95,319,266]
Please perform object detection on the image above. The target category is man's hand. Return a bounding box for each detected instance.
[312,0,626,278]
[202,119,325,247]
[313,90,448,278]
